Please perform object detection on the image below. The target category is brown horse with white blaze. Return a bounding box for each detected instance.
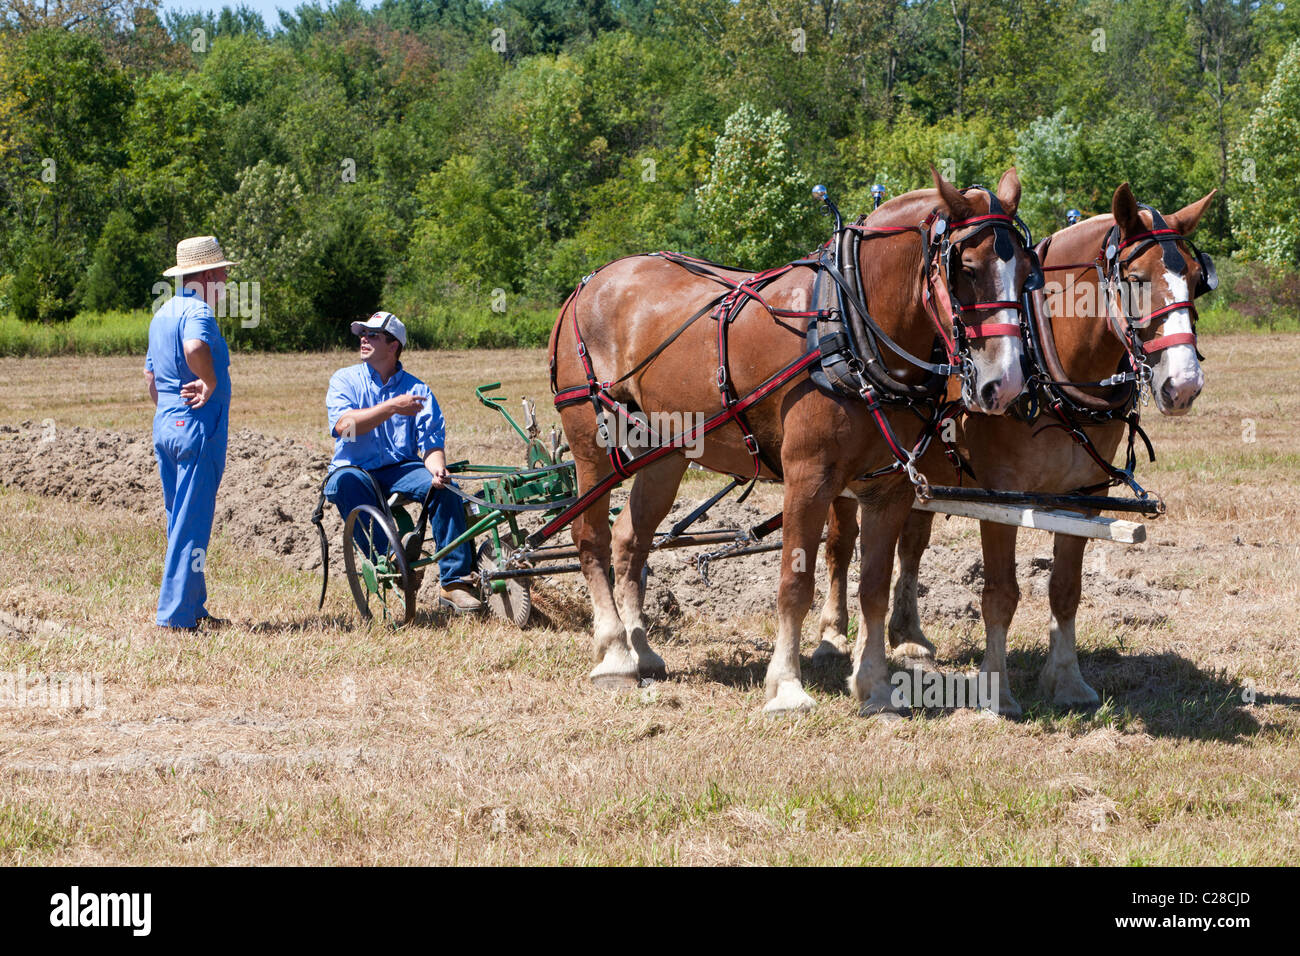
[548,168,1035,715]
[819,183,1215,716]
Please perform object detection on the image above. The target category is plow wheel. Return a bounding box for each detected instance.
[343,504,417,626]
[477,540,532,627]
[525,438,553,469]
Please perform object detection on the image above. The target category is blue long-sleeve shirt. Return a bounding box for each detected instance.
[326,362,445,469]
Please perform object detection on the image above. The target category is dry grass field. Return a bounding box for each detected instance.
[1,335,1298,865]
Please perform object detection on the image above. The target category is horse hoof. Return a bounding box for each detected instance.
[1041,669,1101,709]
[1054,689,1101,711]
[893,640,935,661]
[763,681,815,715]
[591,672,638,690]
[811,637,849,661]
[859,697,910,720]
[635,648,668,682]
[989,696,1023,719]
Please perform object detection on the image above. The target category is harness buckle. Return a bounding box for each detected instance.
[715,366,728,389]
[857,386,881,412]
[743,434,761,457]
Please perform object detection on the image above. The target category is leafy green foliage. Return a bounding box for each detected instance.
[697,104,817,267]
[1230,38,1300,266]
[11,238,80,323]
[82,209,159,311]
[0,1,1296,351]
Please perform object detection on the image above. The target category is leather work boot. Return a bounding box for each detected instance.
[439,582,484,614]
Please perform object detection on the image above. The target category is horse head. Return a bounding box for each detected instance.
[1108,183,1216,416]
[930,166,1034,415]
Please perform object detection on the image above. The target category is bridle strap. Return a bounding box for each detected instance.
[1144,300,1195,324]
[1142,331,1196,354]
[1117,228,1182,257]
[964,322,1022,339]
[947,212,1018,233]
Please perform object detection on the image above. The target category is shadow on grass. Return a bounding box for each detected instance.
[695,647,853,698]
[697,642,1290,741]
[1014,645,1293,742]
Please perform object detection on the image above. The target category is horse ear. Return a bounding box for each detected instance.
[1111,183,1143,238]
[995,167,1021,217]
[931,165,972,219]
[1166,189,1218,236]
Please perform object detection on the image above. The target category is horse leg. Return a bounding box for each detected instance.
[562,409,639,688]
[610,454,689,680]
[813,493,858,661]
[849,489,914,716]
[764,475,836,714]
[887,508,937,659]
[979,521,1023,717]
[1039,533,1101,708]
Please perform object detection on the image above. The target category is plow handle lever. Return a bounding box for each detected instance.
[475,381,530,444]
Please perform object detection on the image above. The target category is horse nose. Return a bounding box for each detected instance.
[980,381,999,409]
[1161,376,1202,410]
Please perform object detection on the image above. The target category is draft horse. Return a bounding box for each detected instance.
[546,168,1040,715]
[820,183,1216,716]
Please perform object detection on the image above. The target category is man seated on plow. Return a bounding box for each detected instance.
[325,311,482,613]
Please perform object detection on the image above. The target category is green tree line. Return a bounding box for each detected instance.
[0,0,1297,350]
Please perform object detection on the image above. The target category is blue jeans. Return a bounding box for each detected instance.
[324,461,474,584]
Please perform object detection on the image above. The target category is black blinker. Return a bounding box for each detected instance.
[1023,250,1044,291]
[1195,251,1218,296]
[1141,204,1186,276]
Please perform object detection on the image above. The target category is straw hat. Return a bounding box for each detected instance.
[162,236,238,277]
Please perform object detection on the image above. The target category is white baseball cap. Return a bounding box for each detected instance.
[350,311,406,347]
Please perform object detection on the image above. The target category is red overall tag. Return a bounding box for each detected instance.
[174,420,186,427]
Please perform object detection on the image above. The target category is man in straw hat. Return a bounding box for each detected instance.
[143,236,235,630]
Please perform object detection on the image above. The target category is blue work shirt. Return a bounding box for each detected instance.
[326,362,445,469]
[146,288,231,415]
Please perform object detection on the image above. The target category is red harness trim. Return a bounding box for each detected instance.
[554,384,592,409]
[964,322,1022,339]
[947,213,1018,230]
[1117,228,1181,254]
[1143,300,1194,324]
[531,347,823,548]
[1142,331,1196,354]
